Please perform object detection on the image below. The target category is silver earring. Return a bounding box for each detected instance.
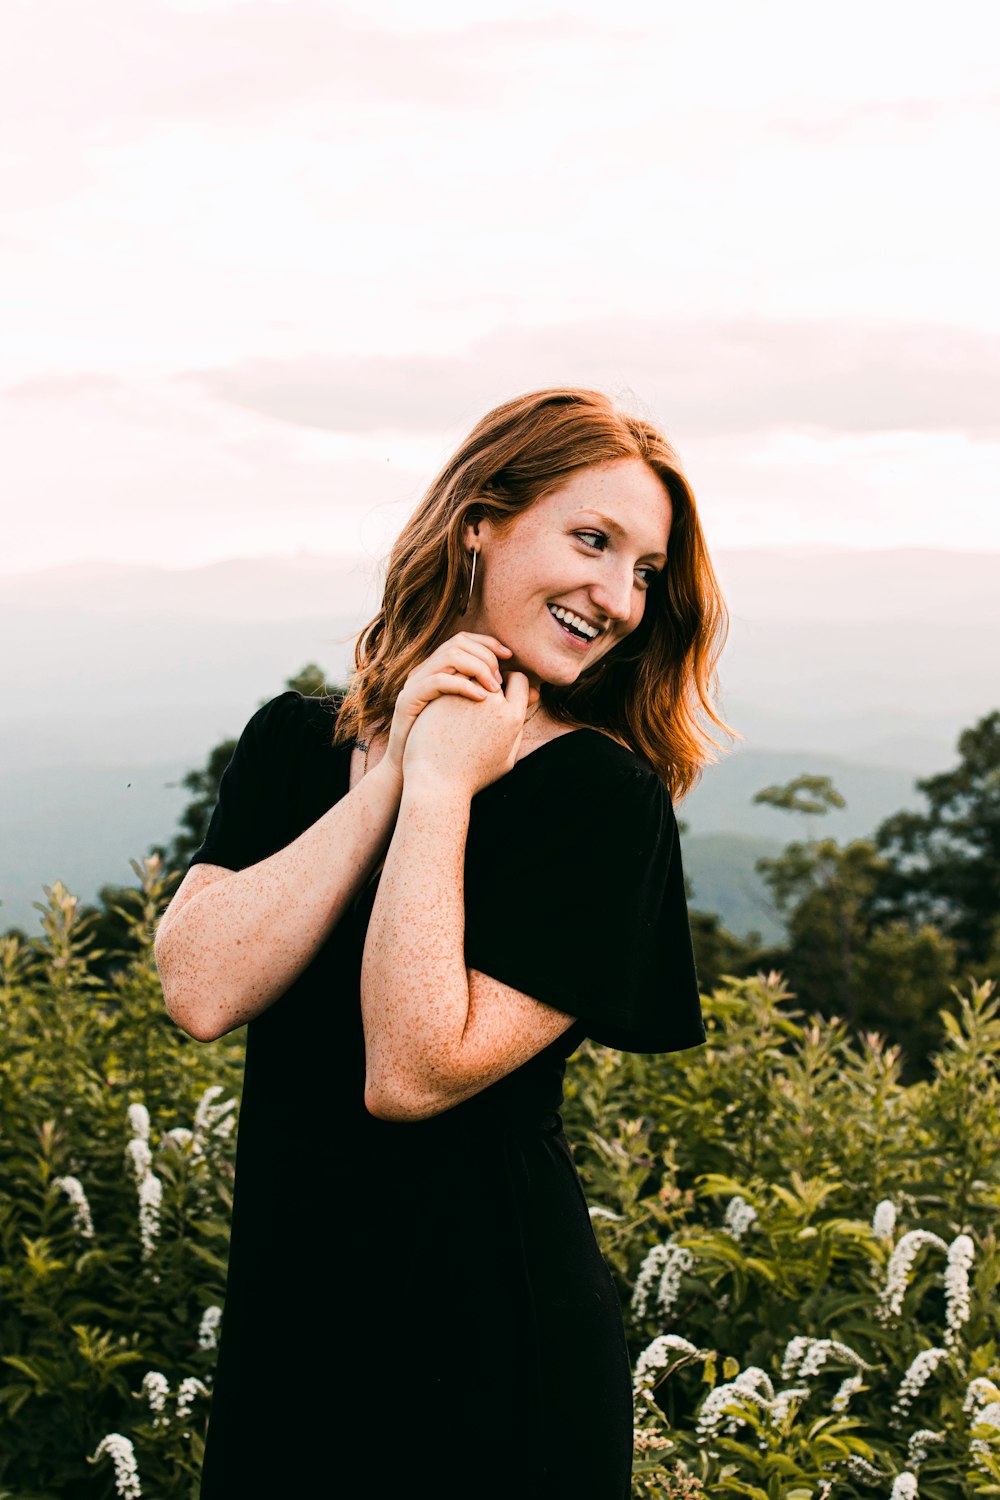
[461,548,478,615]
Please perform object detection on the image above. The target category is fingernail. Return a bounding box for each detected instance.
[494,673,503,688]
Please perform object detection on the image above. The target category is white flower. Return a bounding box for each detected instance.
[53,1175,94,1239]
[125,1138,152,1182]
[193,1085,237,1145]
[879,1230,949,1322]
[633,1334,705,1396]
[843,1454,888,1483]
[141,1371,169,1414]
[964,1377,1000,1416]
[830,1373,864,1411]
[890,1473,918,1499]
[161,1127,194,1151]
[126,1103,150,1141]
[91,1433,142,1498]
[138,1172,163,1259]
[780,1336,811,1381]
[723,1195,757,1240]
[656,1243,694,1314]
[770,1385,810,1421]
[630,1240,694,1319]
[141,1371,170,1427]
[799,1338,868,1379]
[970,1401,1000,1462]
[871,1199,896,1239]
[696,1368,775,1436]
[588,1205,623,1221]
[907,1429,946,1466]
[891,1348,949,1419]
[176,1376,209,1419]
[198,1305,222,1351]
[943,1234,974,1347]
[780,1335,872,1381]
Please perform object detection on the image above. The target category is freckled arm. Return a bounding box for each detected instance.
[359,777,576,1121]
[155,759,403,1042]
[360,779,473,1119]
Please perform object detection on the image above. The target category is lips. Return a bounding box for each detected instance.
[547,602,600,638]
[547,604,596,652]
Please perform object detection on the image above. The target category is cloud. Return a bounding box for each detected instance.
[4,374,124,401]
[183,318,1000,440]
[1,4,604,137]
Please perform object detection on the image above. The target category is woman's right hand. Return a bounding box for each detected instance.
[378,633,513,782]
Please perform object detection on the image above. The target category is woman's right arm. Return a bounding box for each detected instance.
[155,631,512,1043]
[154,756,403,1042]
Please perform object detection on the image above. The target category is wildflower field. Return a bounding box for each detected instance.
[1,861,999,1498]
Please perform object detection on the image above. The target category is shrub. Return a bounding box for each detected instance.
[0,862,243,1498]
[1,866,998,1498]
[563,973,1000,1497]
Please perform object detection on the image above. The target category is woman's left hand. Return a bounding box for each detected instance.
[401,672,538,799]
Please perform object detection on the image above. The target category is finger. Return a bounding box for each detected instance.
[454,633,512,657]
[419,641,503,686]
[435,646,505,690]
[501,670,531,718]
[413,650,501,694]
[419,671,491,702]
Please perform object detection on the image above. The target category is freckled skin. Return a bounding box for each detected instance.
[157,457,673,1119]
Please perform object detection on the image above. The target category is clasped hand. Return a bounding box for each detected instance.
[382,631,539,798]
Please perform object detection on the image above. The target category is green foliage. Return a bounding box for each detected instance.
[3,856,999,1496]
[562,972,1000,1498]
[0,861,244,1498]
[874,710,1000,968]
[753,775,846,821]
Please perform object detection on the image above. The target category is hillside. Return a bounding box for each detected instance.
[2,546,996,935]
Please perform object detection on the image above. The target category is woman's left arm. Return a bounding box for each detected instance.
[360,681,577,1122]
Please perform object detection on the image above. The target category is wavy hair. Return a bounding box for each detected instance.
[334,387,736,799]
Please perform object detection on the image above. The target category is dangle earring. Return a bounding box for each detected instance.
[460,548,478,616]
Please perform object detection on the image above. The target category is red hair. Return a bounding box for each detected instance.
[334,388,735,799]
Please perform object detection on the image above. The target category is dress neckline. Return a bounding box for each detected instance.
[344,723,623,800]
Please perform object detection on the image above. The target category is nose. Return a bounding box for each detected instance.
[588,563,633,625]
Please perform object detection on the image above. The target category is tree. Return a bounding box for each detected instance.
[753,778,958,1078]
[757,833,886,1029]
[872,709,1000,968]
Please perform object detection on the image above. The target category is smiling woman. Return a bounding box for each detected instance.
[154,386,735,1498]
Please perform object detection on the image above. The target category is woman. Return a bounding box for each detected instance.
[155,387,731,1499]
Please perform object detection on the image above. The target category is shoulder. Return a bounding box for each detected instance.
[242,689,339,746]
[490,728,678,865]
[537,728,674,816]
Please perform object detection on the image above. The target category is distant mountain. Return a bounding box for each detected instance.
[681,832,786,946]
[2,546,997,936]
[0,760,190,935]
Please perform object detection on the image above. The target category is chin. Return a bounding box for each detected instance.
[513,652,585,689]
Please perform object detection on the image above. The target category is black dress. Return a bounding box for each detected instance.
[189,691,704,1500]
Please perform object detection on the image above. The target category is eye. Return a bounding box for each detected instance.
[575,529,607,551]
[635,566,660,589]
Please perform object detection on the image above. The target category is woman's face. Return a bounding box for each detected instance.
[461,457,672,689]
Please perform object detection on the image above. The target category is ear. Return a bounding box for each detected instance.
[461,512,483,552]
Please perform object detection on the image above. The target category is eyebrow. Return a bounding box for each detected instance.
[575,511,668,562]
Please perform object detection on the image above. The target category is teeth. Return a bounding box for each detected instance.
[548,604,599,639]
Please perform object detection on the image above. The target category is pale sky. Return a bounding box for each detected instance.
[3,0,998,574]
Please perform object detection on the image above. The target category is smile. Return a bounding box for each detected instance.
[547,603,601,645]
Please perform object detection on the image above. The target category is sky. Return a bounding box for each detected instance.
[2,0,998,575]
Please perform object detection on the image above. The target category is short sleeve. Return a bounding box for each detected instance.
[187,691,305,874]
[463,749,705,1055]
